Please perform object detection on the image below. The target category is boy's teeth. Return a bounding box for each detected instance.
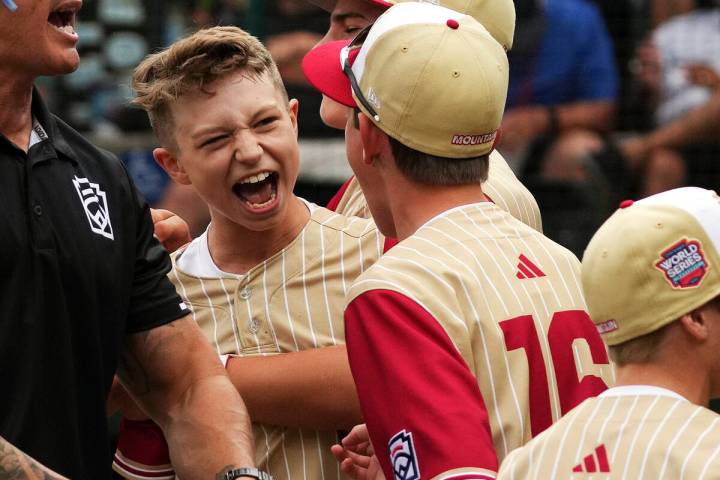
[242,172,270,184]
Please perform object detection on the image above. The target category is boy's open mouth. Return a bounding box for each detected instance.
[232,171,279,209]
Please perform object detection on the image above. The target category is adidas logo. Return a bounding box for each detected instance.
[516,254,546,280]
[572,444,610,473]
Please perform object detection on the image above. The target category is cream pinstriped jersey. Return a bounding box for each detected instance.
[498,390,720,479]
[346,203,613,467]
[171,206,383,480]
[333,151,543,232]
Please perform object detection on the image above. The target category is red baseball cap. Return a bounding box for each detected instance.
[302,38,357,108]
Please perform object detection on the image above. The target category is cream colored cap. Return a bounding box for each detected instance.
[392,0,515,50]
[582,187,720,346]
[350,2,509,158]
[309,0,515,50]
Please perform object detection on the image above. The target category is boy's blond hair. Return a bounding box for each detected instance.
[133,26,288,151]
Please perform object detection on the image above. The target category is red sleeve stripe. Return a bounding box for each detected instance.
[438,475,495,479]
[112,452,174,480]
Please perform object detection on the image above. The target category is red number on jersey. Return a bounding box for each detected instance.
[499,310,609,437]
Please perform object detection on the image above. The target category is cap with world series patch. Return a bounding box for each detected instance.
[302,2,508,159]
[307,0,515,51]
[582,187,720,346]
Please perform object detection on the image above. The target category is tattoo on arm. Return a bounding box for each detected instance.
[0,436,67,480]
[117,329,152,395]
[117,319,184,401]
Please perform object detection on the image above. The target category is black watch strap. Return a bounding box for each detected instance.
[222,467,273,480]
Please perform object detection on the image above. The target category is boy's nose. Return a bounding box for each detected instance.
[233,133,263,164]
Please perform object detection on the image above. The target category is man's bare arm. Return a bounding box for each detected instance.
[0,436,68,480]
[226,345,362,430]
[622,93,720,168]
[642,93,720,150]
[117,315,255,479]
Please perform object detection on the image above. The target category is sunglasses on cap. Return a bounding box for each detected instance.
[340,24,381,122]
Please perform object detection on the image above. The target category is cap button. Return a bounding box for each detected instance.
[619,199,634,209]
[446,19,459,29]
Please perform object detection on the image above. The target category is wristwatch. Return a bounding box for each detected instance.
[221,467,274,480]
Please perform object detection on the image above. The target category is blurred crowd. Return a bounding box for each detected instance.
[45,0,720,255]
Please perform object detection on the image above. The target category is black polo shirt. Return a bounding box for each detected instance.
[0,90,188,479]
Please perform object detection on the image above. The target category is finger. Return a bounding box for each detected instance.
[343,449,372,468]
[153,215,192,252]
[150,208,173,223]
[330,444,350,463]
[340,457,367,480]
[342,424,370,445]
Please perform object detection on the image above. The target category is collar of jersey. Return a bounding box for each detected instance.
[175,199,317,280]
[599,385,689,402]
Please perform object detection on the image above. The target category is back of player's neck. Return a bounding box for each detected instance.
[391,183,487,240]
[614,363,709,407]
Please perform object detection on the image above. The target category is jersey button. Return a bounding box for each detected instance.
[248,317,261,334]
[33,204,43,216]
[239,288,252,300]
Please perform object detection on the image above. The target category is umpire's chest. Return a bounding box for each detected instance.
[0,151,128,290]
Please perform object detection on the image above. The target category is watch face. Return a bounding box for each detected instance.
[104,31,148,70]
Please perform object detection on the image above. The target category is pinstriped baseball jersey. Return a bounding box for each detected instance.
[344,202,612,479]
[172,205,383,480]
[498,387,720,479]
[329,151,543,232]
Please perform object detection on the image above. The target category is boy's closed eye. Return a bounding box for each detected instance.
[255,116,279,129]
[199,134,229,149]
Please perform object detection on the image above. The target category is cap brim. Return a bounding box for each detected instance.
[302,39,357,108]
[306,0,393,12]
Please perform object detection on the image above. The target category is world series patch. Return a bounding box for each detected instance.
[655,238,708,289]
[388,430,420,480]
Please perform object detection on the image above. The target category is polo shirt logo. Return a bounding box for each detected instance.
[72,175,114,240]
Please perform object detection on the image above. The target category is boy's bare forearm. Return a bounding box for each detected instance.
[226,345,362,430]
[0,436,68,480]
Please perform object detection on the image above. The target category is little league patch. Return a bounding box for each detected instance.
[655,238,709,289]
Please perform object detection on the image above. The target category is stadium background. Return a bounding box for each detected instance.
[38,0,718,256]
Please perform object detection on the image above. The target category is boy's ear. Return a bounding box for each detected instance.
[154,148,191,185]
[288,98,299,135]
[358,113,391,166]
[680,306,712,342]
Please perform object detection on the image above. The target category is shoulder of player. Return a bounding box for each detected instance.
[345,244,452,305]
[499,397,603,470]
[309,205,379,240]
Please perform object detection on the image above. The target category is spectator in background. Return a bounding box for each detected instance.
[621,0,720,196]
[502,0,618,184]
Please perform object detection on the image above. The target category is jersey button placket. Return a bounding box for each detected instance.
[239,287,252,300]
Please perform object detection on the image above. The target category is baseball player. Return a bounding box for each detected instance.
[498,187,720,479]
[305,4,613,478]
[304,0,544,233]
[112,26,384,480]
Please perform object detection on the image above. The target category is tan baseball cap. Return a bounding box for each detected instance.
[305,2,508,158]
[582,187,720,346]
[309,0,515,50]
